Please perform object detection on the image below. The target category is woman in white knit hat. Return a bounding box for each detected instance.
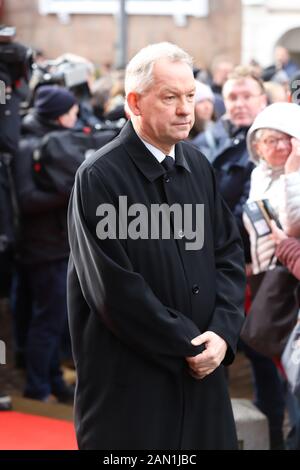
[244,102,300,274]
[242,102,300,449]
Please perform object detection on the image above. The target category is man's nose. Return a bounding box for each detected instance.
[177,98,191,114]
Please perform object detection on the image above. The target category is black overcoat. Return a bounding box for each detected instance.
[67,121,246,450]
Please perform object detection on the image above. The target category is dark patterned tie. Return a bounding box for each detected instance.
[161,155,175,172]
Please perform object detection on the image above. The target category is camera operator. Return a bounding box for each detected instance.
[0,25,33,411]
[0,27,32,297]
[13,85,79,402]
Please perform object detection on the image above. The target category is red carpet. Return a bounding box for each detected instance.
[0,412,77,450]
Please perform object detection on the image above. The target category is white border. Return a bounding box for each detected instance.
[242,0,300,10]
[38,0,209,17]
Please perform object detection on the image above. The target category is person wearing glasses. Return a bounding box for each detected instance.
[192,66,267,265]
[243,102,300,449]
[244,101,300,274]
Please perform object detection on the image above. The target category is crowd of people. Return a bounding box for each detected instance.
[0,40,300,450]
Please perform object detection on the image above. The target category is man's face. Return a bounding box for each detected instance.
[131,59,195,153]
[223,78,267,127]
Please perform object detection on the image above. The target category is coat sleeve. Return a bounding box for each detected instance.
[192,130,216,163]
[207,172,246,365]
[231,169,252,263]
[68,164,204,368]
[275,238,300,281]
[279,171,300,238]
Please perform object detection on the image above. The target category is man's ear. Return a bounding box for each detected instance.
[127,91,142,116]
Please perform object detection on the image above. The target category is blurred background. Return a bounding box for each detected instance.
[3,0,300,71]
[1,0,300,451]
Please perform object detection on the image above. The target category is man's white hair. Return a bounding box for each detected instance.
[125,42,193,96]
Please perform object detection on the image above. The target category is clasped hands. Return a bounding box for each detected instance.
[185,331,227,380]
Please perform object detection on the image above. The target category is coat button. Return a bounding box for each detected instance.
[233,138,240,145]
[192,285,200,295]
[163,174,170,183]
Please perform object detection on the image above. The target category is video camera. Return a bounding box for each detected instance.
[31,59,91,99]
[30,55,127,129]
[0,25,34,85]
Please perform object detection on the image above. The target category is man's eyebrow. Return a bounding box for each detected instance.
[160,87,178,94]
[160,86,196,94]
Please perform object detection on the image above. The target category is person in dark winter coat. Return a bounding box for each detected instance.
[13,86,79,401]
[68,42,246,450]
[192,67,267,262]
[16,86,79,264]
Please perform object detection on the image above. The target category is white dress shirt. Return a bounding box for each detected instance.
[140,138,175,163]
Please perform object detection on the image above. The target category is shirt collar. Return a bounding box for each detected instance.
[120,121,191,182]
[139,138,175,163]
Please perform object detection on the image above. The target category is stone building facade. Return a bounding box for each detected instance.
[2,0,242,70]
[242,0,300,67]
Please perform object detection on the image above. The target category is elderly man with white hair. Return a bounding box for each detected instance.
[67,42,246,450]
